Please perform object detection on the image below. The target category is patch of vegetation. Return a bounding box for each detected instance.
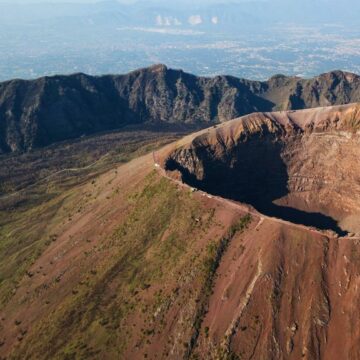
[0,132,182,307]
[0,194,68,307]
[10,171,205,359]
[344,106,360,132]
[215,348,242,360]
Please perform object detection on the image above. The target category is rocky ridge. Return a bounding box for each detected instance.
[1,65,360,153]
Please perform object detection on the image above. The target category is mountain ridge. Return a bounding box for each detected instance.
[1,64,359,153]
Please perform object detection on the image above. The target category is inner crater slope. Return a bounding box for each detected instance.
[165,103,360,234]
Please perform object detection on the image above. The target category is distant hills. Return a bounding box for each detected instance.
[1,64,359,153]
[1,0,359,28]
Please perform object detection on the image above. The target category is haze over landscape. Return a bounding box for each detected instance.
[1,1,360,359]
[0,0,360,80]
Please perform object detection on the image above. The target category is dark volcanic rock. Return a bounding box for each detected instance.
[1,64,359,153]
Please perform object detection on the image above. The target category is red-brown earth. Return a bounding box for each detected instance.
[1,103,360,359]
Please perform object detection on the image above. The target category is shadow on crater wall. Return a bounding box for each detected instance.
[166,137,347,236]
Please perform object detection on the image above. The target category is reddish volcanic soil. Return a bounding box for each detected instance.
[1,103,360,359]
[197,220,360,359]
[161,103,360,359]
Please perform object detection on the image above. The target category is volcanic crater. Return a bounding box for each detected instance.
[165,103,360,235]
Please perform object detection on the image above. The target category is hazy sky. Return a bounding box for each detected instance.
[0,0,106,2]
[0,0,117,2]
[0,0,161,2]
[0,0,251,4]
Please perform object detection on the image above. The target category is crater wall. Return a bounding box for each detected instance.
[166,104,360,234]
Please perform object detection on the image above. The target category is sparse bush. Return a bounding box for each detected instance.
[204,326,209,337]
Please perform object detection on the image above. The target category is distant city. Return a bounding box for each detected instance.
[0,0,359,81]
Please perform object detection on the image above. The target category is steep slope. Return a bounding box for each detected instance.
[2,104,360,359]
[194,220,360,360]
[1,65,359,153]
[0,150,253,359]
